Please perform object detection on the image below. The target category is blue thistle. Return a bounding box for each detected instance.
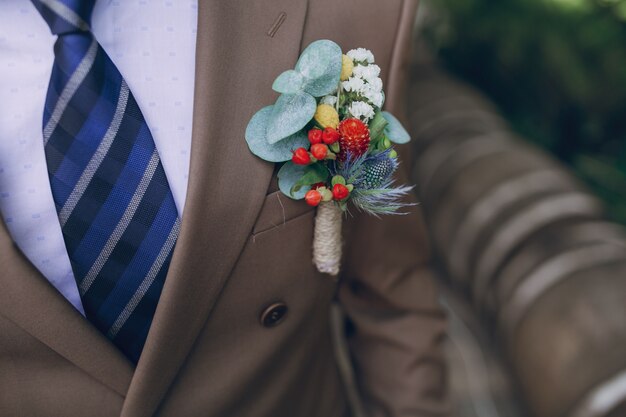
[356,154,397,189]
[331,149,415,216]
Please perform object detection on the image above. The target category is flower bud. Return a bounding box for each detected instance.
[340,54,354,81]
[314,104,339,129]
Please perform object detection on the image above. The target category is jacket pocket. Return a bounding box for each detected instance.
[252,190,315,236]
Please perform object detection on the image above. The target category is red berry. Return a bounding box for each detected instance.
[311,182,326,190]
[332,183,350,200]
[305,189,322,206]
[322,127,340,145]
[308,128,323,145]
[310,143,328,160]
[292,147,311,165]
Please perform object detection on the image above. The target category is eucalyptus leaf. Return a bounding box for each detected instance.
[267,92,316,144]
[277,162,311,200]
[382,111,411,144]
[245,106,310,162]
[272,70,304,94]
[295,40,343,97]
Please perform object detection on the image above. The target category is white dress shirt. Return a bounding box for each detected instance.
[0,0,198,314]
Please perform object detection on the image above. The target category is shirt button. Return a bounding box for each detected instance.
[260,302,288,327]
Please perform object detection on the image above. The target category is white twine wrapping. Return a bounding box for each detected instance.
[313,202,343,275]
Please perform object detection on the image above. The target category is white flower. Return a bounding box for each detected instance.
[352,64,381,82]
[342,76,366,94]
[366,76,383,93]
[320,95,338,106]
[346,48,375,64]
[362,88,384,108]
[347,101,375,121]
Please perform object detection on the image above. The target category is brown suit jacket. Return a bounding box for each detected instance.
[0,0,447,416]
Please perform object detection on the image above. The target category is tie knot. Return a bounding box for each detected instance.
[31,0,94,35]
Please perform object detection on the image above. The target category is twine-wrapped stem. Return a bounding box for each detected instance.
[313,202,343,275]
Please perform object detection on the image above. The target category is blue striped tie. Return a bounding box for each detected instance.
[31,0,181,363]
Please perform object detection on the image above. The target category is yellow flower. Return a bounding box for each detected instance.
[314,104,339,129]
[340,54,354,81]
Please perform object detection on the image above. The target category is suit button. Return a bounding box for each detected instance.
[260,302,288,327]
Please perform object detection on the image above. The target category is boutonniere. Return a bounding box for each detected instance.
[246,40,413,276]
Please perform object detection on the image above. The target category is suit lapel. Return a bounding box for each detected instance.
[0,221,134,396]
[120,1,310,416]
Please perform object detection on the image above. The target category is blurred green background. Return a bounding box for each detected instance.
[418,0,626,224]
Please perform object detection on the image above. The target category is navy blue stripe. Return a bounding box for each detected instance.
[94,174,179,328]
[65,97,154,281]
[31,1,77,35]
[51,34,94,83]
[60,102,143,257]
[30,0,95,35]
[44,43,108,177]
[47,56,122,206]
[58,0,95,24]
[82,162,171,315]
[113,258,171,362]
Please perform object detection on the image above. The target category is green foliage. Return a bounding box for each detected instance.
[247,39,342,150]
[266,92,316,144]
[382,111,411,144]
[278,162,329,200]
[295,39,343,97]
[420,0,626,224]
[277,162,310,200]
[272,70,305,94]
[245,106,310,162]
[368,111,388,144]
[291,163,330,195]
[272,40,343,97]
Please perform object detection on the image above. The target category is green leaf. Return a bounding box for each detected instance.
[331,175,346,186]
[267,92,316,144]
[291,163,329,194]
[382,111,411,144]
[277,162,328,200]
[272,70,304,94]
[295,40,343,97]
[368,111,388,143]
[320,187,333,202]
[245,106,310,162]
[278,162,310,200]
